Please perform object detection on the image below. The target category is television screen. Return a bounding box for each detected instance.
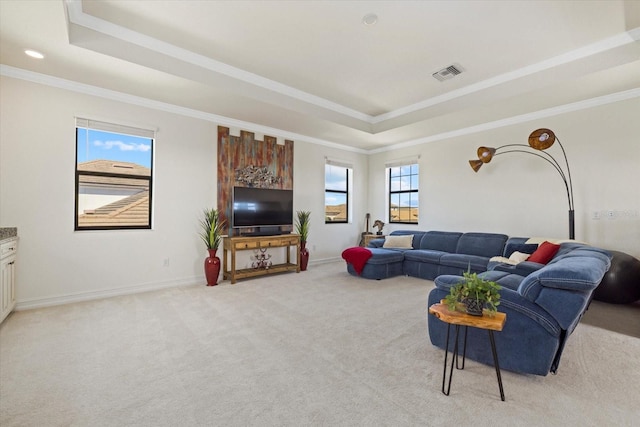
[232,187,293,229]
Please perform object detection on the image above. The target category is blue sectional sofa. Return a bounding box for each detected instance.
[343,230,612,376]
[429,242,611,375]
[346,230,508,280]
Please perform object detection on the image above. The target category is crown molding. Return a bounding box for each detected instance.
[0,64,368,154]
[2,64,638,155]
[369,87,640,154]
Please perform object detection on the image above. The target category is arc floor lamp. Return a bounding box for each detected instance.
[469,128,575,239]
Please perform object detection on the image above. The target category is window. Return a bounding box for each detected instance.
[388,163,419,224]
[75,118,154,230]
[325,162,351,223]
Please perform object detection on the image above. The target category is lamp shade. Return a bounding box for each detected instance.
[528,128,556,150]
[477,146,496,163]
[469,159,483,172]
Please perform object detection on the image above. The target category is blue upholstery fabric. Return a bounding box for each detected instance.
[428,285,560,376]
[419,231,462,252]
[428,244,612,376]
[346,230,613,375]
[455,232,508,257]
[346,248,404,280]
[439,253,491,272]
[403,249,447,263]
[504,242,539,257]
[489,261,544,277]
[350,230,508,281]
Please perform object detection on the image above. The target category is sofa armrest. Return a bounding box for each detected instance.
[433,274,561,336]
[518,255,611,329]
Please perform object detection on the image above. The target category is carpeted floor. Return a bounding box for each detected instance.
[1,261,638,426]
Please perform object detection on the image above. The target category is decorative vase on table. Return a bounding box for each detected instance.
[204,249,221,286]
[462,298,484,316]
[300,242,309,271]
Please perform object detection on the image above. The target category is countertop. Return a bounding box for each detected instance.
[0,228,18,241]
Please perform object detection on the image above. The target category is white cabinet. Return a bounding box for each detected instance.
[1,238,17,323]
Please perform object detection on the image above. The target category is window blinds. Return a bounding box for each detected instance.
[75,118,155,139]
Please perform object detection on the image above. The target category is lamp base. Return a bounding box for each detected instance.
[569,209,575,240]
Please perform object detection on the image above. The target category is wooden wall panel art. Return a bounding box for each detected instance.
[217,126,294,234]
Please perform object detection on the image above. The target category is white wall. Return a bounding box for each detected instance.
[369,97,640,258]
[293,141,369,260]
[0,77,217,307]
[0,76,369,308]
[2,76,638,309]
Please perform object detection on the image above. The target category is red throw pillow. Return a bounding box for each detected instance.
[527,241,561,264]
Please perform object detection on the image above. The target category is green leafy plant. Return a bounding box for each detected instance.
[295,210,311,243]
[444,270,501,315]
[199,208,226,250]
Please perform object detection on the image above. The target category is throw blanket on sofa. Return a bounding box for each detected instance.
[342,247,372,275]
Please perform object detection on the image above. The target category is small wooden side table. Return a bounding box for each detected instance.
[362,234,385,247]
[428,300,507,401]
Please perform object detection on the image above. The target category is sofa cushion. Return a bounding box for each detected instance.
[505,243,539,258]
[528,241,560,264]
[456,232,508,257]
[388,230,426,249]
[477,270,524,292]
[440,253,490,272]
[383,234,414,249]
[419,231,462,252]
[365,248,405,264]
[403,249,448,264]
[489,261,544,277]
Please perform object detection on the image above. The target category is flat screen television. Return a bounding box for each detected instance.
[232,187,293,234]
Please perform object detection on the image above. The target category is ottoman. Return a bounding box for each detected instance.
[345,248,405,280]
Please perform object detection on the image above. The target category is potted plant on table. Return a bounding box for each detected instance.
[295,210,311,271]
[445,270,501,316]
[199,208,226,286]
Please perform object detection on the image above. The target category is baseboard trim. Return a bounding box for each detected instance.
[14,259,342,311]
[309,256,341,265]
[15,275,202,311]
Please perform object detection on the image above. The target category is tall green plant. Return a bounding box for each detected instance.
[199,208,226,250]
[295,210,311,243]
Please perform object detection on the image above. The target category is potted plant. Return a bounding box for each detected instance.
[444,270,501,316]
[295,210,310,271]
[199,208,226,286]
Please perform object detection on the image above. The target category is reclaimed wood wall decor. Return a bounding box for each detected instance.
[217,126,294,233]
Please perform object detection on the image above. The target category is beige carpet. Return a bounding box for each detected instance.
[1,261,638,426]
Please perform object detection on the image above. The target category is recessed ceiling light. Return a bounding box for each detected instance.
[24,50,44,59]
[362,13,378,26]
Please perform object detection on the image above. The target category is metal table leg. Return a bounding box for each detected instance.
[488,330,505,401]
[441,324,467,396]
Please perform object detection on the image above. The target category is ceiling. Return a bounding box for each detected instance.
[1,0,639,152]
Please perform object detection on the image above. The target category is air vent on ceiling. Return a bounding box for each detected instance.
[432,64,463,82]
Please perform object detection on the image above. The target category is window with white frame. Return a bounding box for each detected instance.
[325,160,352,223]
[75,118,154,230]
[388,162,419,224]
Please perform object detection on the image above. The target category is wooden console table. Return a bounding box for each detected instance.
[223,234,301,284]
